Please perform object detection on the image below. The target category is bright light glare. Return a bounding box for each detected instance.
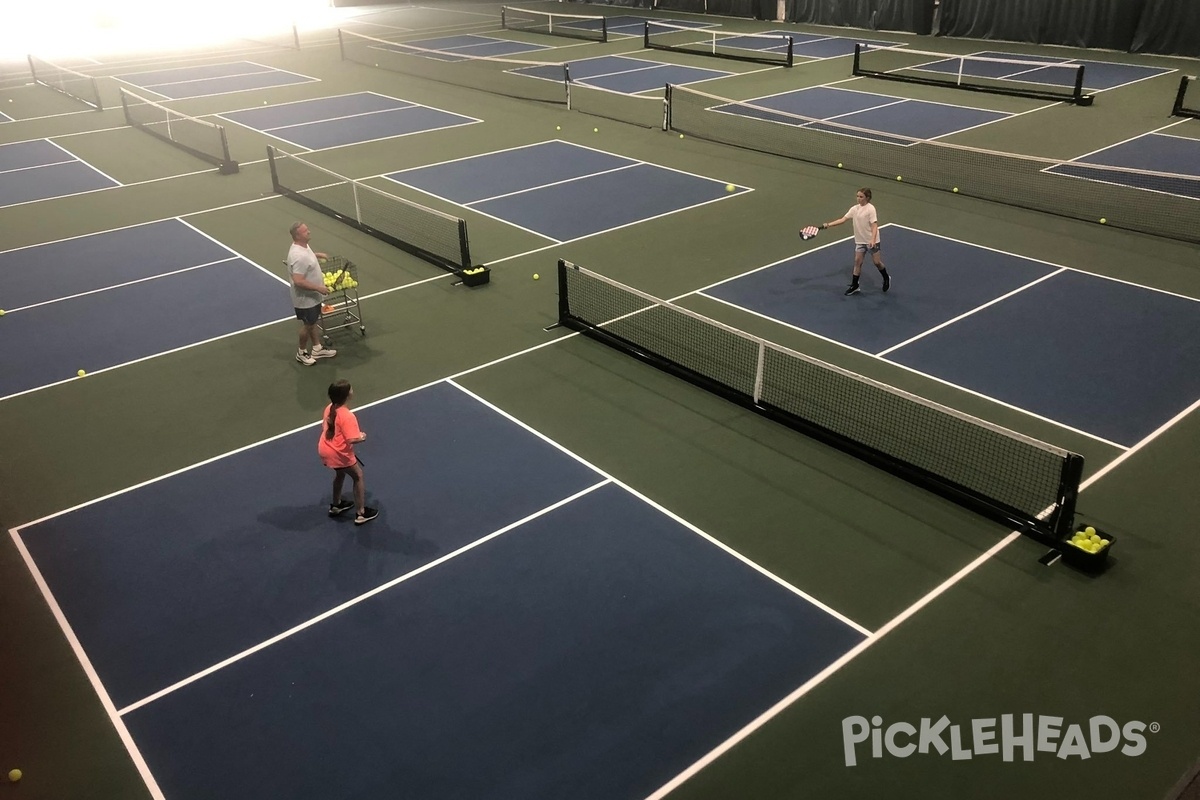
[3,0,330,61]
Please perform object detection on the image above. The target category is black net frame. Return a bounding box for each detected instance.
[644,22,793,67]
[853,45,1092,106]
[502,6,608,43]
[1172,75,1199,119]
[120,88,237,174]
[267,146,472,275]
[557,259,1083,543]
[27,55,103,110]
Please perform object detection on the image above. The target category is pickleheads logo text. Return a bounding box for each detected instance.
[842,715,1158,766]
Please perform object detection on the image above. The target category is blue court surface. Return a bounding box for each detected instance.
[784,31,904,59]
[114,61,319,100]
[517,54,730,93]
[0,219,290,399]
[0,138,119,207]
[701,224,1200,447]
[1045,130,1200,199]
[219,91,480,150]
[0,110,13,123]
[715,85,1010,144]
[15,379,867,800]
[909,49,1172,92]
[385,140,750,241]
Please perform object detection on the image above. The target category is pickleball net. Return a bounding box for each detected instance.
[853,45,1092,105]
[557,259,1084,543]
[502,6,608,43]
[120,88,238,173]
[28,55,103,110]
[1172,75,1199,119]
[267,146,472,274]
[665,83,1200,245]
[644,22,793,67]
[339,28,569,105]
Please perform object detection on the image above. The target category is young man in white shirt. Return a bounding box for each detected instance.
[819,187,890,296]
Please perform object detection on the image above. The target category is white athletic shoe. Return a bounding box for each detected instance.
[311,343,337,359]
[296,349,316,366]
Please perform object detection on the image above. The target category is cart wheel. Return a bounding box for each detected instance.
[359,326,367,336]
[322,335,331,346]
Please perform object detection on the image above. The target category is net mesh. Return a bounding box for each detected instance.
[645,23,793,67]
[854,46,1089,104]
[1172,75,1199,118]
[569,82,667,129]
[120,88,236,173]
[559,260,1082,539]
[268,146,471,273]
[339,28,568,105]
[28,55,103,110]
[667,83,1200,244]
[502,7,608,43]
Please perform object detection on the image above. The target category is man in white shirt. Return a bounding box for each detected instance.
[287,221,336,365]
[819,187,890,296]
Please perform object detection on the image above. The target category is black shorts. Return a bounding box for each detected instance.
[295,305,321,325]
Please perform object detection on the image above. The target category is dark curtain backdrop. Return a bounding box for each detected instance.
[790,0,935,34]
[1131,0,1200,56]
[936,0,1200,54]
[707,0,759,18]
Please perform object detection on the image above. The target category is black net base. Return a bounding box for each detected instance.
[1173,75,1199,119]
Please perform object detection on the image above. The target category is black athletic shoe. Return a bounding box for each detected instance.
[355,507,379,525]
[844,284,861,296]
[882,273,890,293]
[329,500,355,517]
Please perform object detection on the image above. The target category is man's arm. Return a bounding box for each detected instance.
[290,267,329,295]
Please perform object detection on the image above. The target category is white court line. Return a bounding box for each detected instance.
[115,479,615,715]
[465,163,641,205]
[42,138,123,185]
[2,257,244,315]
[0,158,77,174]
[874,268,1067,357]
[260,104,418,131]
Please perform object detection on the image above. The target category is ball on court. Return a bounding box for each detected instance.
[679,133,684,139]
[77,369,86,377]
[896,175,903,181]
[725,183,735,192]
[8,769,20,783]
[0,309,5,315]
[953,187,959,193]
[837,162,843,168]
[1099,217,1107,224]
[533,273,540,280]
[593,127,598,133]
[556,125,561,130]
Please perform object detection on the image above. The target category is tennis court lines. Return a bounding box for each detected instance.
[714,85,1013,144]
[0,137,119,207]
[699,224,1200,449]
[518,53,732,93]
[1044,122,1200,199]
[383,140,750,242]
[218,91,481,150]
[13,379,868,800]
[0,219,290,401]
[113,61,319,100]
[906,49,1172,92]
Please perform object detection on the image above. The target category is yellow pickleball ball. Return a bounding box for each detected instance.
[8,769,21,783]
[953,187,959,193]
[77,369,86,377]
[725,183,735,192]
[0,309,5,315]
[896,175,903,181]
[1099,217,1106,224]
[533,273,540,280]
[556,125,560,130]
[679,133,684,139]
[837,162,843,168]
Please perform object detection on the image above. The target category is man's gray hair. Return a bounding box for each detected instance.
[289,221,305,239]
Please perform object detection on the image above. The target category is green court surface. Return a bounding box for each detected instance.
[2,3,1199,798]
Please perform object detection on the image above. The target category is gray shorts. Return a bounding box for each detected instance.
[855,243,881,254]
